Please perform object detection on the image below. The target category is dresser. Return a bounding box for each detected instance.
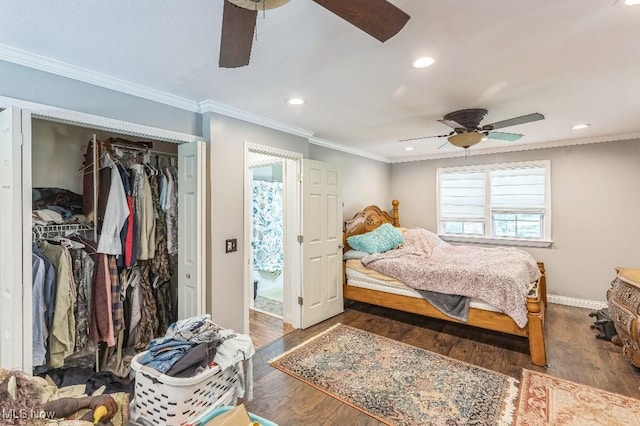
[607,267,640,367]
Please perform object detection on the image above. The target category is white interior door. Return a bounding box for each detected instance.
[177,141,206,319]
[0,106,31,371]
[301,159,343,328]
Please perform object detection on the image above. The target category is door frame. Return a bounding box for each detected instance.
[0,95,203,372]
[243,142,302,330]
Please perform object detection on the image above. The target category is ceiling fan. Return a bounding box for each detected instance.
[219,0,410,68]
[400,109,545,149]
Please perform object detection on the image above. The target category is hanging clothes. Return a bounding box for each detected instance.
[38,241,77,369]
[131,164,155,260]
[134,261,158,351]
[75,235,116,348]
[164,166,178,255]
[109,255,124,334]
[116,165,137,268]
[33,244,57,335]
[149,173,174,335]
[69,248,95,353]
[97,154,129,255]
[32,253,48,367]
[122,268,143,348]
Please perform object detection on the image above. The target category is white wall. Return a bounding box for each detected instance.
[203,113,309,332]
[203,114,392,332]
[309,145,392,220]
[31,119,179,194]
[1,60,201,136]
[390,139,640,302]
[32,119,88,194]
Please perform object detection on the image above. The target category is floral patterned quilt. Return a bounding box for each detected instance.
[361,228,541,327]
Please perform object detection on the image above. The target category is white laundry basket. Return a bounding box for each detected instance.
[130,352,240,425]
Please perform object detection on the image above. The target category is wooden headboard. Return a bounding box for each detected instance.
[343,200,400,251]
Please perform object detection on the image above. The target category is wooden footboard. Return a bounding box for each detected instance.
[526,262,548,366]
[343,262,548,367]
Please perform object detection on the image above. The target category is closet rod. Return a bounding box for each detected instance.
[110,142,178,158]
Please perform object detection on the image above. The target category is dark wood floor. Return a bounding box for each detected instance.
[249,308,295,350]
[243,302,640,425]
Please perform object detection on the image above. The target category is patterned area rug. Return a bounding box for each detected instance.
[269,323,519,425]
[516,369,640,425]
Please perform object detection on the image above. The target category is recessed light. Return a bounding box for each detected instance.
[404,146,415,151]
[572,123,590,130]
[413,57,435,68]
[625,0,640,5]
[287,97,305,105]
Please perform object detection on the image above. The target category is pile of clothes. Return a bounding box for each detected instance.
[136,314,255,399]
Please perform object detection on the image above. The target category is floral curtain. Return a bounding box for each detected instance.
[252,180,284,275]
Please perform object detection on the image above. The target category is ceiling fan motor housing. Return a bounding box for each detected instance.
[444,108,488,133]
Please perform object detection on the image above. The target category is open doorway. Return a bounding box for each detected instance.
[250,158,285,318]
[244,144,301,349]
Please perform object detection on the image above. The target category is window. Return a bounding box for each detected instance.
[437,160,551,247]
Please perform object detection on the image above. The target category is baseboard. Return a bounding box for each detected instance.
[548,294,607,310]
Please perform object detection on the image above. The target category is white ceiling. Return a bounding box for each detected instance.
[1,0,640,162]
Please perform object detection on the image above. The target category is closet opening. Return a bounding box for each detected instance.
[30,118,182,378]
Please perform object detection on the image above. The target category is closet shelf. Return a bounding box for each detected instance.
[33,223,94,240]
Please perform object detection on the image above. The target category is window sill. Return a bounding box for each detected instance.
[439,235,553,248]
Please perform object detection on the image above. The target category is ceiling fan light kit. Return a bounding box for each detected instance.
[400,108,545,151]
[227,0,290,10]
[448,132,486,149]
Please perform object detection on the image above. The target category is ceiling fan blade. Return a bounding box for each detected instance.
[437,119,464,129]
[219,0,258,68]
[312,0,410,42]
[399,133,449,142]
[484,113,545,130]
[437,141,450,149]
[487,131,523,141]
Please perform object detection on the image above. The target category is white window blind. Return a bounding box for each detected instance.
[436,160,551,246]
[490,167,546,212]
[439,171,485,220]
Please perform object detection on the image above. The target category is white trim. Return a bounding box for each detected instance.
[390,132,640,163]
[548,294,607,310]
[200,100,314,139]
[243,142,302,331]
[0,44,201,112]
[246,142,303,160]
[439,235,553,248]
[0,95,200,143]
[309,136,391,163]
[5,44,638,164]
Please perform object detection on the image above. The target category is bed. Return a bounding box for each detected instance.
[342,200,548,367]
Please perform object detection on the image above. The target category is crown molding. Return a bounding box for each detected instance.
[0,94,200,143]
[390,131,640,163]
[5,44,636,164]
[0,44,201,112]
[200,99,315,139]
[308,136,391,163]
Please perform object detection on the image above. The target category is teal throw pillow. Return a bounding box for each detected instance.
[347,223,404,254]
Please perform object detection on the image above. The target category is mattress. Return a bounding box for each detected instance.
[345,259,502,313]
